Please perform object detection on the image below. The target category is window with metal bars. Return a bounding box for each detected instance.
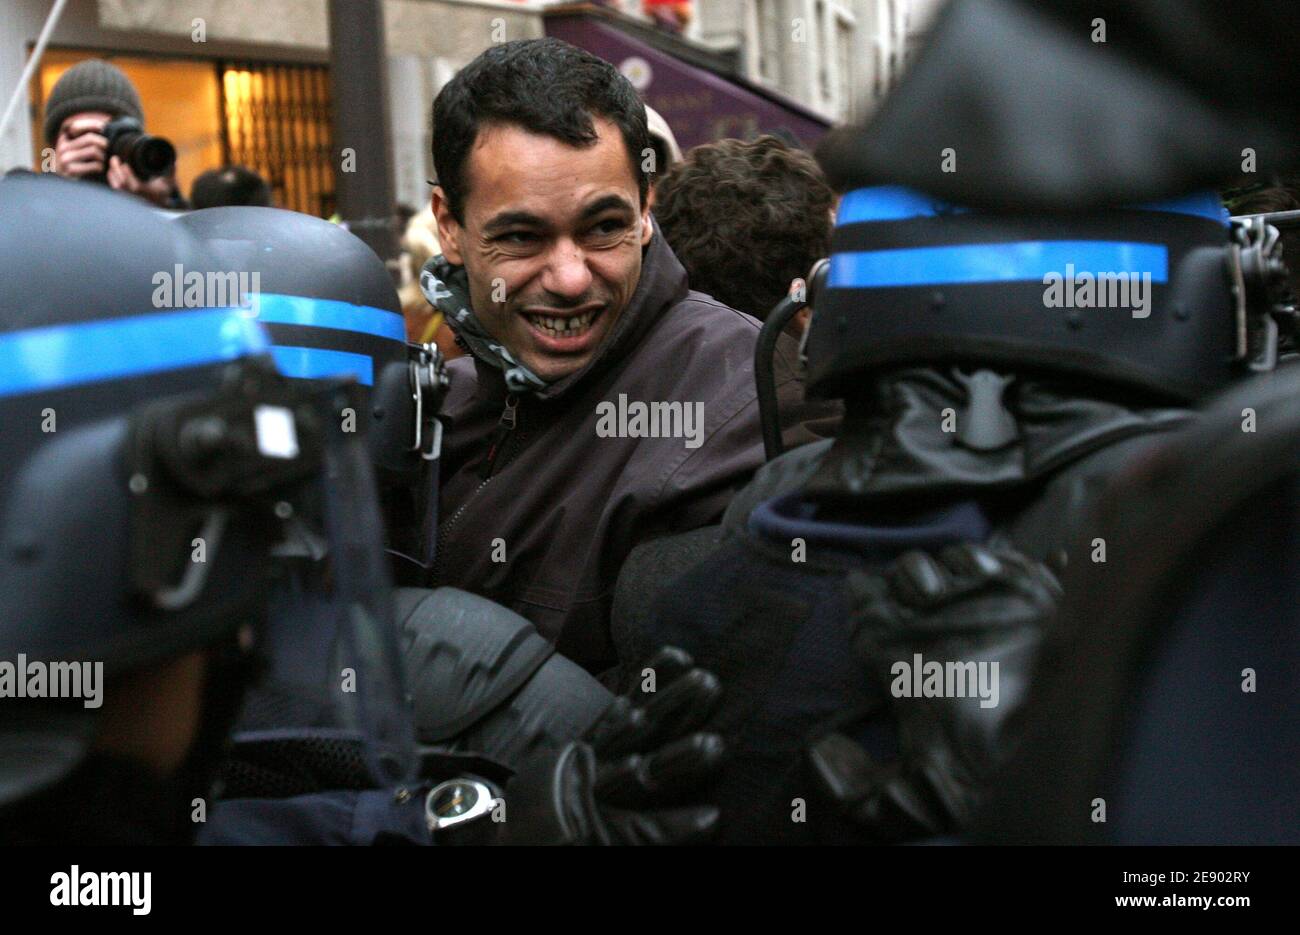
[219,62,335,218]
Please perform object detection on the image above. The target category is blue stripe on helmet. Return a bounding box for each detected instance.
[836,186,964,225]
[0,307,268,398]
[837,186,1227,226]
[269,346,374,386]
[1128,191,1231,226]
[828,241,1170,289]
[251,293,405,343]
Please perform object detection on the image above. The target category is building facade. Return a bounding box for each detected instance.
[1,0,544,213]
[0,0,942,214]
[697,0,943,124]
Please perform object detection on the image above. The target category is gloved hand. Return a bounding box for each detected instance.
[809,542,1060,841]
[497,647,725,845]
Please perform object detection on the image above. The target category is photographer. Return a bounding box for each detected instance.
[43,59,182,208]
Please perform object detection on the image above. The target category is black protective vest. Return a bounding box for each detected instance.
[613,370,1191,843]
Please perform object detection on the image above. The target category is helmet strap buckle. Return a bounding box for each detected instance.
[1229,216,1294,372]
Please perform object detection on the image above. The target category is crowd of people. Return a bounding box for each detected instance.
[1,0,1297,849]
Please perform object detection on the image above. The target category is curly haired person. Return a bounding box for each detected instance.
[654,135,835,333]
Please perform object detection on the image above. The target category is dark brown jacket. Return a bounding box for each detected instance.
[429,227,836,673]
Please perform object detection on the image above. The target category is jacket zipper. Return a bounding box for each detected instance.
[482,393,519,480]
[430,393,521,585]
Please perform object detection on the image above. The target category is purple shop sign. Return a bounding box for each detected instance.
[544,10,831,153]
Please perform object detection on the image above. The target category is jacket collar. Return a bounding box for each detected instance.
[803,368,1194,501]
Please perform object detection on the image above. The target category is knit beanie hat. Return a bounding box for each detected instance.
[43,60,144,145]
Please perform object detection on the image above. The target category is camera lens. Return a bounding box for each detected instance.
[134,137,176,179]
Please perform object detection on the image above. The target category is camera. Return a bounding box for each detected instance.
[100,116,176,182]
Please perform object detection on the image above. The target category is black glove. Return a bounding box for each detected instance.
[809,542,1060,840]
[497,647,725,845]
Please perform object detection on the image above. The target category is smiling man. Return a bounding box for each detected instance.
[437,119,644,381]
[425,39,831,673]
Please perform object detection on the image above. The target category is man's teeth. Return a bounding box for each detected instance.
[527,311,595,337]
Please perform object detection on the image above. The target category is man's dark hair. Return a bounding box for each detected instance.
[1229,183,1300,215]
[190,166,272,209]
[647,137,670,186]
[655,135,834,320]
[431,38,649,223]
